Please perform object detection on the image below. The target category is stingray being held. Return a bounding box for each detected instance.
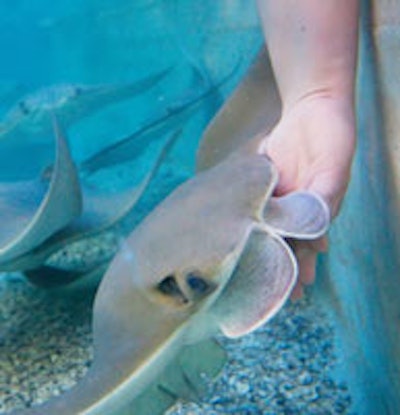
[0,69,169,143]
[10,49,330,415]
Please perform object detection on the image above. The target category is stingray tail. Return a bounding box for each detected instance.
[10,339,226,415]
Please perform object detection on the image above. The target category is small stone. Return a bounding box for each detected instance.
[298,372,314,386]
[235,379,250,395]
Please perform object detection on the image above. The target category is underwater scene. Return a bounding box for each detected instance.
[1,1,399,414]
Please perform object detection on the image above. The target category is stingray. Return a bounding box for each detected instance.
[0,69,169,143]
[79,59,238,175]
[0,120,181,287]
[13,48,330,415]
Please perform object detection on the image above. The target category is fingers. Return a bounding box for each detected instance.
[290,281,304,300]
[289,236,328,300]
[297,248,317,285]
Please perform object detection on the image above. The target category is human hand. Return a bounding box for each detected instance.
[263,95,356,299]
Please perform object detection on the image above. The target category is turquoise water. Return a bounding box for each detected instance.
[0,0,261,179]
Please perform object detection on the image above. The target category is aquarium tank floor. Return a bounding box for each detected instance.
[0,271,354,415]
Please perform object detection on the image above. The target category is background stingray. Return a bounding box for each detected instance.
[0,122,180,286]
[0,64,235,289]
[0,69,169,144]
[80,60,239,175]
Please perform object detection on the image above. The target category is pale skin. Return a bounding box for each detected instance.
[257,0,359,298]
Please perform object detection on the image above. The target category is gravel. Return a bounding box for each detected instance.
[0,270,355,414]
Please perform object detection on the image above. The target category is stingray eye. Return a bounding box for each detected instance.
[18,101,29,115]
[186,271,215,297]
[157,274,188,304]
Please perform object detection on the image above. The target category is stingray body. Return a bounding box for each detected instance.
[13,49,330,415]
[0,69,168,143]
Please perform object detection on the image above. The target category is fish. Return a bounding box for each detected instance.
[0,69,169,143]
[11,48,330,414]
[79,60,239,175]
[0,120,181,286]
[0,116,82,264]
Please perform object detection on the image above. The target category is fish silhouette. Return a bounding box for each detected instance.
[0,70,169,143]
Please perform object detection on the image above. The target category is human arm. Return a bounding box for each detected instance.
[257,0,359,298]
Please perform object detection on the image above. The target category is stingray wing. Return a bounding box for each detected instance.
[210,191,330,338]
[196,47,281,172]
[264,191,330,239]
[0,117,82,264]
[211,225,297,338]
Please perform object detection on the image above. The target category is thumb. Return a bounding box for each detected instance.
[306,171,347,219]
